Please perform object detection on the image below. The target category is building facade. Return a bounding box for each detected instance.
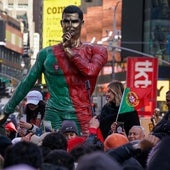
[0,0,35,85]
[0,11,23,85]
[121,0,170,113]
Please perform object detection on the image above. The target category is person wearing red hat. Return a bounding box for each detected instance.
[60,116,104,152]
[5,121,17,140]
[104,133,129,151]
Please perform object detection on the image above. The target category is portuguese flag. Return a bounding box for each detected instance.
[118,88,136,114]
[115,87,139,122]
[116,87,152,120]
[116,86,151,120]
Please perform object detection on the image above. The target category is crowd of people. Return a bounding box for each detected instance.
[0,79,169,170]
[0,107,169,170]
[0,4,170,170]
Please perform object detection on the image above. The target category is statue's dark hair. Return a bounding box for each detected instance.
[62,5,83,21]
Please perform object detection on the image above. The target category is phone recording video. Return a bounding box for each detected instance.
[115,122,124,133]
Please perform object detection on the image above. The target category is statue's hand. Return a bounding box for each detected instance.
[62,32,72,48]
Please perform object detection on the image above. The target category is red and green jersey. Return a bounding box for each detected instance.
[4,43,108,136]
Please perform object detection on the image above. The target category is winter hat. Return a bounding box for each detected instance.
[5,122,17,132]
[76,151,122,170]
[61,120,78,135]
[104,133,129,151]
[67,136,86,152]
[26,90,43,105]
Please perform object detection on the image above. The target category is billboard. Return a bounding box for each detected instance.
[126,57,158,116]
[42,0,81,48]
[157,80,169,101]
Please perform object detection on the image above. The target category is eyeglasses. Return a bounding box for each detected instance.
[61,19,81,24]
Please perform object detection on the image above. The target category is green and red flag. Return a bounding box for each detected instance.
[117,86,153,113]
[118,87,136,114]
[116,86,154,121]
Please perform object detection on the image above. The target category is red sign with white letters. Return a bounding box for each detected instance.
[126,57,158,116]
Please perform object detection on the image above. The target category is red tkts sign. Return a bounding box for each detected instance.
[126,57,158,116]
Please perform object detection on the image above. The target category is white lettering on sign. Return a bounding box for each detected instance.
[134,60,153,88]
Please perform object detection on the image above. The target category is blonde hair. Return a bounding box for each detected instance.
[108,80,124,106]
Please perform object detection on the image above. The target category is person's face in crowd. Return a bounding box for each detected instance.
[63,131,77,140]
[166,92,170,111]
[27,104,38,111]
[105,89,116,103]
[128,126,145,141]
[61,13,83,40]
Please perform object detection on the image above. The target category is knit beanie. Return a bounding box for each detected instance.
[104,133,129,151]
[61,120,78,135]
[5,122,17,132]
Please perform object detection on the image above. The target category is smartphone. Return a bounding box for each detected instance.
[43,120,52,132]
[115,122,124,133]
[35,127,43,136]
[19,115,26,122]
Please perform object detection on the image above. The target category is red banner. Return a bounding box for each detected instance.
[126,57,158,116]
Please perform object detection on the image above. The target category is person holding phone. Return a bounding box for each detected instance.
[99,80,140,139]
[24,90,45,127]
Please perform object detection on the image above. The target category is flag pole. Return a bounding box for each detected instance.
[85,80,95,117]
[115,88,126,122]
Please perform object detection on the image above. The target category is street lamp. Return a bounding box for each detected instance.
[113,1,121,40]
[110,1,121,80]
[21,61,25,68]
[20,60,28,79]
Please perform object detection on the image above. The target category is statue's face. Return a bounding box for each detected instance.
[61,13,84,40]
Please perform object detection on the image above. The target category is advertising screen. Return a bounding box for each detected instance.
[42,0,81,48]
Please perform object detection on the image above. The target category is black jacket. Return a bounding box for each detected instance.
[107,142,144,170]
[99,102,140,139]
[151,111,170,139]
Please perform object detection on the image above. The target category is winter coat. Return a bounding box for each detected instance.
[99,102,140,139]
